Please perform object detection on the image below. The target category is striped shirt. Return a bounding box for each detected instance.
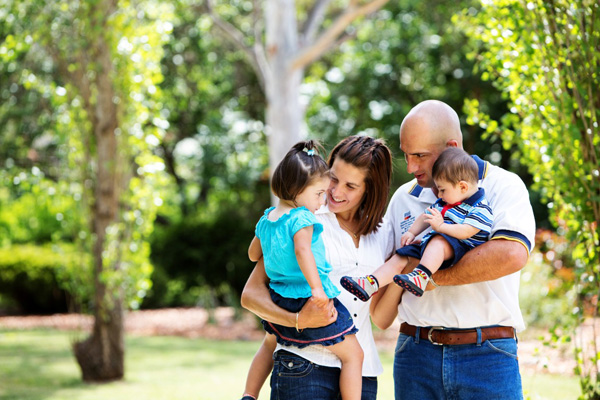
[422,187,493,249]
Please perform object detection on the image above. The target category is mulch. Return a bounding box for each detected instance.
[0,307,577,376]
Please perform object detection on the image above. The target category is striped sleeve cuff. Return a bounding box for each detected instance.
[491,230,532,255]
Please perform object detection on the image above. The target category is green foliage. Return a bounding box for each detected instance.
[520,230,576,329]
[459,1,600,397]
[0,244,92,314]
[0,0,175,314]
[145,187,269,308]
[157,0,266,218]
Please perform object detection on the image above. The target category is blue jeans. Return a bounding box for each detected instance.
[270,350,377,400]
[393,332,523,400]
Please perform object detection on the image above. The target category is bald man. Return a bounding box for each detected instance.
[371,100,535,400]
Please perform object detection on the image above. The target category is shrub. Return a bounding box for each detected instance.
[0,244,92,315]
[143,205,259,308]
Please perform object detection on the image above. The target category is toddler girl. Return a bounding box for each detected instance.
[239,140,363,400]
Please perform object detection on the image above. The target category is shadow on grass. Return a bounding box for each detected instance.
[0,329,89,400]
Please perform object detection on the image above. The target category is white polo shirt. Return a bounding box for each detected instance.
[386,156,535,332]
[275,208,394,376]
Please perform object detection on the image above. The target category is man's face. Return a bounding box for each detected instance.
[399,120,447,188]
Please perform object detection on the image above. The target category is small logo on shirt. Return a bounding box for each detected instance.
[403,211,411,221]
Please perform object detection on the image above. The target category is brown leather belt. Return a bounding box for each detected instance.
[400,322,515,345]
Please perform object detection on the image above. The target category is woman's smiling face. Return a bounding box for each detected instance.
[327,158,367,217]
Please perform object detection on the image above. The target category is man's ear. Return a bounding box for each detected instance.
[446,140,460,148]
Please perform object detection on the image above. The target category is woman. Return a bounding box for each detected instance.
[241,135,394,400]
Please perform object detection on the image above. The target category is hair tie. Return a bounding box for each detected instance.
[303,147,315,156]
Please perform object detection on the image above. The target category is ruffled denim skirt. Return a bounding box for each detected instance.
[262,289,358,348]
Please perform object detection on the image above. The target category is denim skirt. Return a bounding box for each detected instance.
[262,289,358,348]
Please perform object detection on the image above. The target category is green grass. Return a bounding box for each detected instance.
[0,329,580,400]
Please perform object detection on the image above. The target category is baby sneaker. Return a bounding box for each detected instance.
[340,275,379,301]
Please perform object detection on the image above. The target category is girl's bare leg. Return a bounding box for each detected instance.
[327,334,363,400]
[242,333,277,399]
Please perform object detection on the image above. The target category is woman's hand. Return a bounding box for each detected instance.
[297,298,337,330]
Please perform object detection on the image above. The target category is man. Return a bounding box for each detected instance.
[377,100,535,399]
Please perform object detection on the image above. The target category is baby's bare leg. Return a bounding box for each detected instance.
[419,235,455,275]
[371,254,409,287]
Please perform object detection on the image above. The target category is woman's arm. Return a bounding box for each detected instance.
[240,258,337,328]
[369,284,402,330]
[369,256,418,329]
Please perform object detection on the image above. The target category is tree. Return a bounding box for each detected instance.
[459,1,599,397]
[206,0,390,186]
[1,0,171,381]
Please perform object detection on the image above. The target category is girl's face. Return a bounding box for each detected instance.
[327,158,367,217]
[294,175,330,213]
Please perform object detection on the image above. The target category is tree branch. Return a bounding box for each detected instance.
[301,0,333,44]
[291,0,389,71]
[205,0,267,92]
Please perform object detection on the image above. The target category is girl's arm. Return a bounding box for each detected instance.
[248,236,263,262]
[424,209,479,239]
[294,226,328,308]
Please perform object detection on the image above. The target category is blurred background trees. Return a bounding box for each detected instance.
[0,0,597,393]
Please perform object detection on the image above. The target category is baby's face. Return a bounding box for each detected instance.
[434,179,469,204]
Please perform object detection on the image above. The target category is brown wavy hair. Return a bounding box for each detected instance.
[327,136,392,236]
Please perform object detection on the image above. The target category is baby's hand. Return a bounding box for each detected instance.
[311,287,329,308]
[401,232,416,246]
[424,208,444,230]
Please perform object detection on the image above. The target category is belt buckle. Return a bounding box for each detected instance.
[427,326,444,345]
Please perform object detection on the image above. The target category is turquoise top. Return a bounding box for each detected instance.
[255,206,340,299]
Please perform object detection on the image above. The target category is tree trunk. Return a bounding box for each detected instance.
[73,5,124,381]
[265,0,304,196]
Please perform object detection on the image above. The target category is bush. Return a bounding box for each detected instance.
[143,205,260,309]
[0,244,92,315]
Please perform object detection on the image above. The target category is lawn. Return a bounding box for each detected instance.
[0,329,580,400]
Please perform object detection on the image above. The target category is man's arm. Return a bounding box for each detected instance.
[240,258,337,328]
[431,239,528,286]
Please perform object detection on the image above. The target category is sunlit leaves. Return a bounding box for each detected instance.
[460,1,600,395]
